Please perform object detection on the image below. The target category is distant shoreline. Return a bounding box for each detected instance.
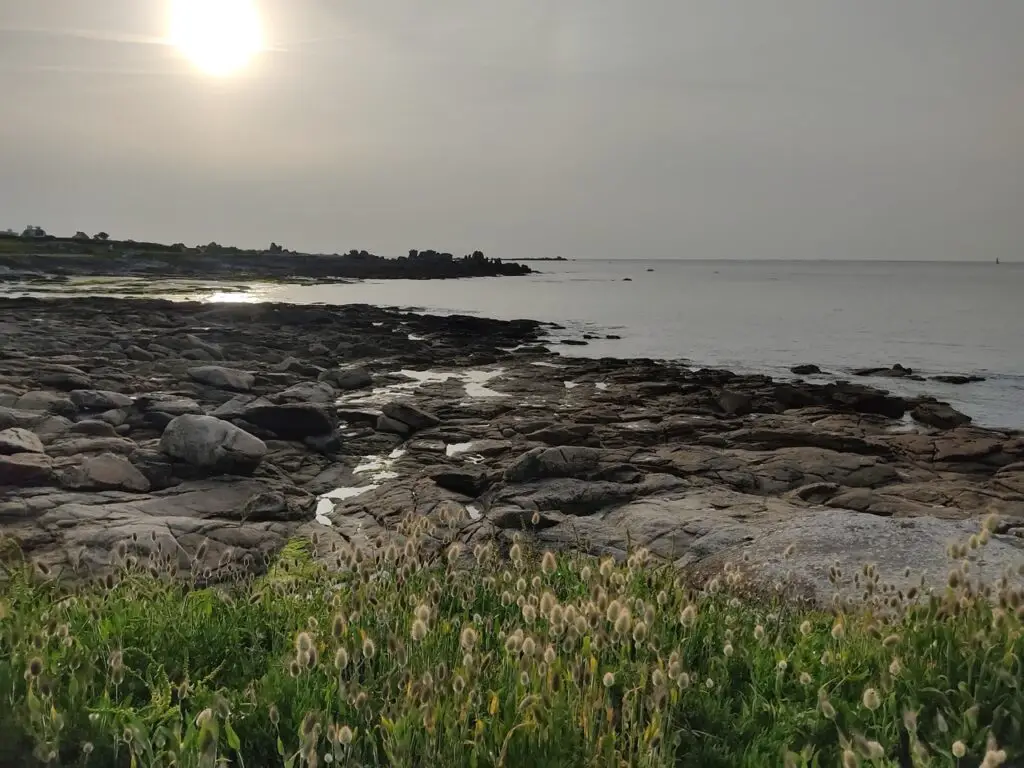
[0,233,531,281]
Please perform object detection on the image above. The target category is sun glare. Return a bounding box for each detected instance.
[169,0,263,77]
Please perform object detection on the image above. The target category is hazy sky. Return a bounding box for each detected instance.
[1,1,1022,260]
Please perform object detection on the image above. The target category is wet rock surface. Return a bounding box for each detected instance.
[0,296,1021,601]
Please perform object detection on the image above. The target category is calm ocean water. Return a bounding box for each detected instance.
[6,260,1023,429]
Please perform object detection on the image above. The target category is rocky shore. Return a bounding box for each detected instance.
[1,297,1021,602]
[0,248,531,282]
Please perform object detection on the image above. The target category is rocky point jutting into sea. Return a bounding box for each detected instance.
[1,296,1022,603]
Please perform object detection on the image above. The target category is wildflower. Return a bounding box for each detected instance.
[27,657,43,678]
[862,687,881,711]
[983,513,1000,532]
[626,619,648,644]
[362,637,376,659]
[651,669,665,688]
[723,643,734,658]
[411,619,428,642]
[680,604,697,627]
[799,672,812,685]
[544,645,557,664]
[842,749,858,768]
[520,671,530,685]
[776,659,788,673]
[296,632,313,655]
[606,600,622,623]
[952,741,966,758]
[982,750,1007,768]
[453,675,466,694]
[531,575,542,590]
[460,626,478,652]
[82,742,94,756]
[705,678,715,690]
[540,591,556,616]
[580,566,592,582]
[338,725,353,746]
[882,633,901,648]
[889,658,902,676]
[196,708,214,727]
[522,604,537,624]
[334,647,349,670]
[821,699,837,719]
[541,551,557,575]
[865,741,885,760]
[269,705,280,726]
[522,637,536,657]
[754,624,765,642]
[599,558,614,578]
[509,544,523,565]
[677,672,691,689]
[831,621,845,640]
[614,611,631,636]
[602,672,615,688]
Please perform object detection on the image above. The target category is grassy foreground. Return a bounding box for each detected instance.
[0,515,1021,767]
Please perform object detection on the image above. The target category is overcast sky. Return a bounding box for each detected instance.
[1,1,1021,260]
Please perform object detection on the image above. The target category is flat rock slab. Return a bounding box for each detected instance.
[0,427,45,455]
[60,453,151,493]
[70,389,133,411]
[0,453,54,486]
[187,366,256,392]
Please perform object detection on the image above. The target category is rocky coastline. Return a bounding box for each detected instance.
[1,296,1021,602]
[0,246,531,282]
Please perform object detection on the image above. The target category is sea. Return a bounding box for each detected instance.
[4,260,1022,430]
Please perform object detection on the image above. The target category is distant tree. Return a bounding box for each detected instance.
[93,232,109,241]
[408,249,419,259]
[21,225,47,238]
[72,231,90,241]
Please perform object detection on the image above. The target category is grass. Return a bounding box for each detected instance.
[0,514,1021,768]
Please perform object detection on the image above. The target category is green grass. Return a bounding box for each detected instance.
[0,517,1021,767]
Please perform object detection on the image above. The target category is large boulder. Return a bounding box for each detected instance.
[0,453,53,486]
[382,401,440,431]
[273,381,336,404]
[0,427,45,455]
[911,401,972,430]
[15,391,77,417]
[319,366,373,391]
[241,402,336,439]
[160,415,266,474]
[69,389,133,411]
[60,453,151,493]
[37,365,92,391]
[187,366,255,392]
[790,364,822,376]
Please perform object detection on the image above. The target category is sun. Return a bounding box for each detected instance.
[169,0,263,77]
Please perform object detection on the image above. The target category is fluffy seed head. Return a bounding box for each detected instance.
[459,626,478,652]
[541,551,557,575]
[862,687,881,711]
[411,619,428,643]
[602,671,615,688]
